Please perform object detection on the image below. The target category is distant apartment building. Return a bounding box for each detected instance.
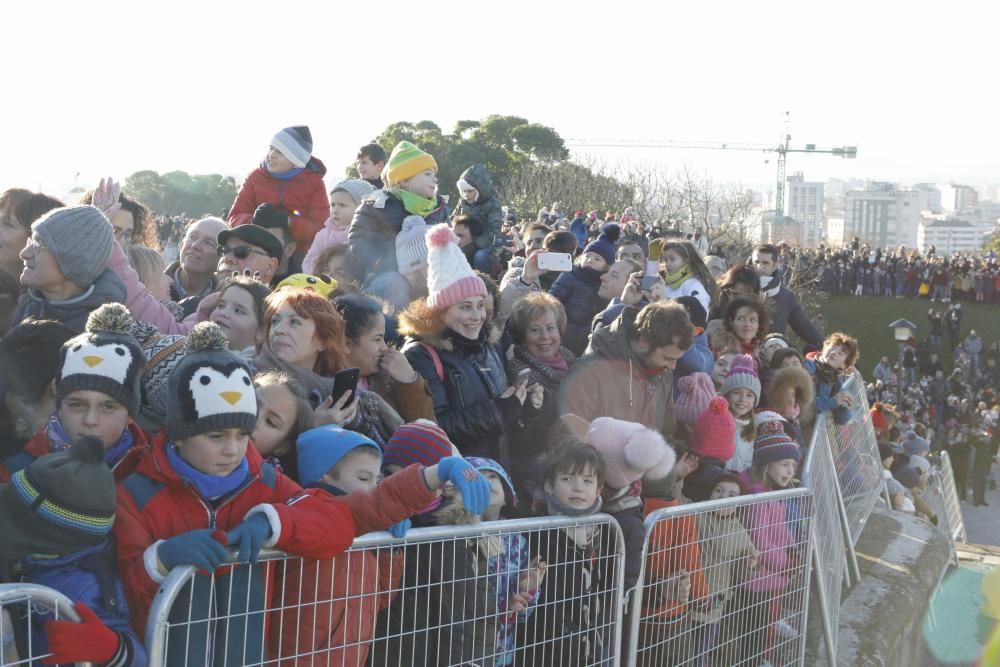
[786,172,824,247]
[845,185,921,248]
[917,219,987,255]
[761,213,802,247]
[911,183,943,214]
[941,183,980,213]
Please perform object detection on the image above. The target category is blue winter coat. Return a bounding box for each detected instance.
[549,266,607,356]
[7,540,146,666]
[803,357,850,425]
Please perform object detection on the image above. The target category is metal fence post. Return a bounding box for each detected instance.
[0,583,90,667]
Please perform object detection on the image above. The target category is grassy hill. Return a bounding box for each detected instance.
[800,295,999,375]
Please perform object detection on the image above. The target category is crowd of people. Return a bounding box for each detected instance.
[0,126,991,666]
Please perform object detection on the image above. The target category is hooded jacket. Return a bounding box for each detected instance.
[113,431,357,643]
[269,464,438,667]
[11,268,127,333]
[452,164,503,250]
[228,158,330,254]
[559,307,678,441]
[347,189,450,279]
[548,266,607,356]
[402,323,509,459]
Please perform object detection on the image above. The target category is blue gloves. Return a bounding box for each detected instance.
[436,456,491,515]
[388,518,411,538]
[227,514,272,564]
[158,529,229,573]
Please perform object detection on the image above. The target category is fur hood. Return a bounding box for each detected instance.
[430,489,504,559]
[766,365,815,424]
[399,315,502,353]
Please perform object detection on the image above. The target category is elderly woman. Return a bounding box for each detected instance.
[506,292,577,509]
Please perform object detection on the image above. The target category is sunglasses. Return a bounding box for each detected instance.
[219,244,269,260]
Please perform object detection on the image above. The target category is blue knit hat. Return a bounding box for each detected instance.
[271,126,313,168]
[383,419,454,469]
[583,223,622,265]
[753,421,801,467]
[466,456,517,507]
[296,425,382,486]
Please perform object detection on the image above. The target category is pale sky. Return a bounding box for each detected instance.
[5,0,998,199]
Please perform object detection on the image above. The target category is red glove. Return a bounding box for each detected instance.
[43,601,120,665]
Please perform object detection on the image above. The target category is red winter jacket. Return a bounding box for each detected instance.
[0,421,149,483]
[113,431,356,635]
[641,497,708,624]
[269,464,439,666]
[228,159,331,254]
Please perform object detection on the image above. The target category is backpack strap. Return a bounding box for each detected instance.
[419,342,445,382]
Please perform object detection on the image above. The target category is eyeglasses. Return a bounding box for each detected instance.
[219,245,269,260]
[26,237,49,255]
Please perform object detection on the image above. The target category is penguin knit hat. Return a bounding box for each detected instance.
[32,205,114,288]
[396,216,430,276]
[331,179,376,205]
[675,372,716,425]
[721,354,761,406]
[296,425,382,486]
[583,223,622,265]
[690,397,737,461]
[585,416,676,489]
[383,419,455,469]
[271,126,313,168]
[753,420,801,467]
[166,322,257,441]
[57,304,146,417]
[383,141,438,188]
[0,435,116,560]
[425,224,487,311]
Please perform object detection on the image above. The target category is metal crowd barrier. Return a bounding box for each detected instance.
[0,583,88,667]
[936,451,967,544]
[146,514,626,666]
[625,487,814,667]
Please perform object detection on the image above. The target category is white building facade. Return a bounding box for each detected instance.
[917,219,987,255]
[845,186,922,249]
[786,172,825,247]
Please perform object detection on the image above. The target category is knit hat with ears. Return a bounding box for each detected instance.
[165,322,258,441]
[396,216,430,276]
[566,414,676,489]
[424,224,487,311]
[270,126,313,168]
[720,354,761,406]
[675,372,716,425]
[690,397,736,461]
[57,303,146,417]
[383,141,438,188]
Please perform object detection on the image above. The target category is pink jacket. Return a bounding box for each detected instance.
[743,486,794,593]
[301,218,349,274]
[107,241,203,335]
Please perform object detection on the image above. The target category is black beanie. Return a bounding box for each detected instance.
[0,319,75,401]
[0,435,116,561]
[57,303,146,416]
[166,322,258,441]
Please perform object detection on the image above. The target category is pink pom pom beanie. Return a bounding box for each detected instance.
[425,223,487,311]
[586,416,676,489]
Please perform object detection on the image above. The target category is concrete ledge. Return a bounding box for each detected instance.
[808,507,952,666]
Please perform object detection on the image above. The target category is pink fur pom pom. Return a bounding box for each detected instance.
[426,223,457,248]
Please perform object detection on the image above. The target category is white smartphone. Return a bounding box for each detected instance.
[537,252,573,272]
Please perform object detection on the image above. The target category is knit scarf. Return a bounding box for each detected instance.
[46,415,134,468]
[166,442,250,501]
[396,188,437,217]
[664,265,692,290]
[262,162,305,181]
[760,270,783,298]
[813,359,840,386]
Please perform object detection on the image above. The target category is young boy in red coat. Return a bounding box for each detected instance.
[228,126,330,258]
[113,322,358,666]
[0,303,149,483]
[269,423,490,666]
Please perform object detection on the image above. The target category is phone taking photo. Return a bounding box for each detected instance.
[537,252,573,272]
[330,367,360,405]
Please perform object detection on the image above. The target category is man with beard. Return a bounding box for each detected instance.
[560,300,693,440]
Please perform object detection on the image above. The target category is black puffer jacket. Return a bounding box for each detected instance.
[403,324,512,459]
[548,266,607,356]
[347,189,449,279]
[452,164,503,250]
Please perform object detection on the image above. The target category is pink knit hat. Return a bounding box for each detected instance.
[585,416,676,489]
[425,224,487,310]
[690,397,736,461]
[675,372,716,425]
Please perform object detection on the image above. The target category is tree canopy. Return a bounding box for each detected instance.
[123,170,237,218]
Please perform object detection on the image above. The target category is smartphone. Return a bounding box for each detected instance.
[537,252,573,272]
[639,275,659,291]
[516,368,532,385]
[330,367,360,405]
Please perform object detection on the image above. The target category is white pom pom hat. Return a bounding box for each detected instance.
[424,223,487,311]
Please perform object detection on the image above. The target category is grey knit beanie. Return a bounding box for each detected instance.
[166,322,257,441]
[396,216,429,275]
[32,205,114,289]
[332,179,376,205]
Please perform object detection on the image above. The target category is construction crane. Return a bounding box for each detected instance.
[566,122,857,219]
